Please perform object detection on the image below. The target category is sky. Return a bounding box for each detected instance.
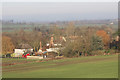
[1,0,119,2]
[1,1,118,22]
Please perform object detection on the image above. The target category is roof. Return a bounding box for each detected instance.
[18,43,32,49]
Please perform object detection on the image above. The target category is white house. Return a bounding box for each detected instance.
[46,43,62,47]
[14,49,25,54]
[14,49,33,54]
[46,48,59,52]
[13,49,33,57]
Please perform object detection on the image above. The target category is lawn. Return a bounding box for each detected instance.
[2,55,118,78]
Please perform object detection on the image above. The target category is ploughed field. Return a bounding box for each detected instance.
[2,55,118,78]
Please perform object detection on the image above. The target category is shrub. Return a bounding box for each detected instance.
[91,50,104,56]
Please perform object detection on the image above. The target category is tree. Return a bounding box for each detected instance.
[49,24,60,42]
[91,35,103,50]
[62,27,105,57]
[62,27,93,57]
[66,22,75,37]
[96,30,110,49]
[2,36,15,56]
[26,30,43,50]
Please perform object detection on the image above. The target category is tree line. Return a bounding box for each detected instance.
[2,22,118,57]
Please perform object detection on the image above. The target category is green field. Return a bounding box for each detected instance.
[2,55,118,78]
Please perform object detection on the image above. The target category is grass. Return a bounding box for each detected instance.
[2,55,118,78]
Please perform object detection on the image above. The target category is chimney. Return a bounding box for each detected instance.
[40,41,42,50]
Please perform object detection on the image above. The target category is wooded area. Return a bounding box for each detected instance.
[2,21,119,57]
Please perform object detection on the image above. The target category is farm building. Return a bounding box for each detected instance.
[33,43,61,59]
[46,43,62,47]
[17,43,32,49]
[12,49,33,57]
[11,43,33,57]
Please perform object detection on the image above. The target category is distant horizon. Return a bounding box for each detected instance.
[1,2,118,22]
[2,18,118,23]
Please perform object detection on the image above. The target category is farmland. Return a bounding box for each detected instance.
[1,19,118,32]
[1,2,119,79]
[2,54,118,78]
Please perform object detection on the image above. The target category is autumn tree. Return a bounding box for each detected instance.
[96,30,110,49]
[2,36,15,56]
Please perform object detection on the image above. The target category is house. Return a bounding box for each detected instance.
[46,48,59,52]
[12,43,33,57]
[46,43,62,48]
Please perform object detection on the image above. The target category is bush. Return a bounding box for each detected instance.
[91,50,104,56]
[109,49,116,54]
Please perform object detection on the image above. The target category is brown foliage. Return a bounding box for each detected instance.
[96,30,110,48]
[2,36,15,55]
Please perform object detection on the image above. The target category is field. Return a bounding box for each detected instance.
[1,22,118,32]
[2,55,118,78]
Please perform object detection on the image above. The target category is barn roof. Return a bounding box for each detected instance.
[18,43,32,49]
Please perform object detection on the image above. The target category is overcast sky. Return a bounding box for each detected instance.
[1,2,118,22]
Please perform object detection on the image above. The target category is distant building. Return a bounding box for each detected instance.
[110,22,114,25]
[17,43,32,49]
[12,43,33,57]
[46,43,62,47]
